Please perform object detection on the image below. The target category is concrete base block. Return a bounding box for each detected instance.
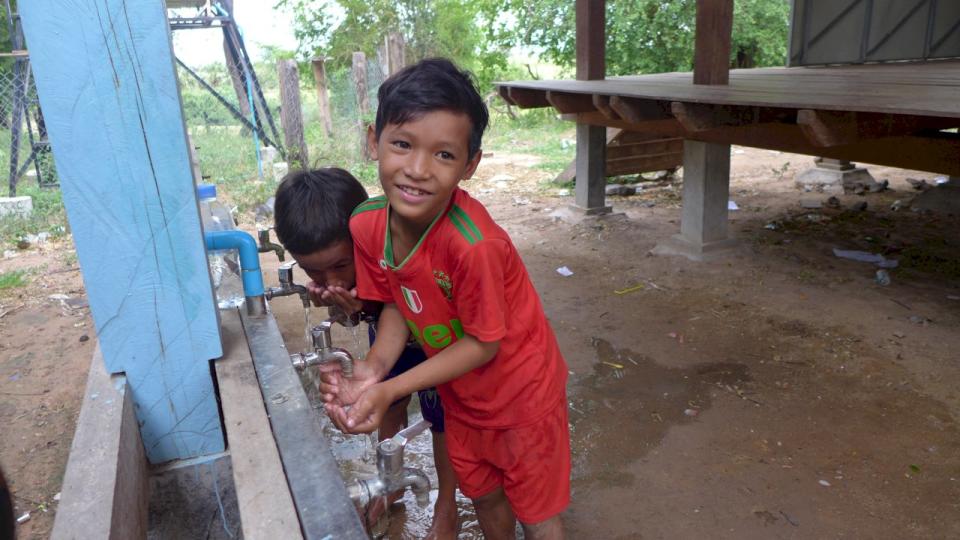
[795,165,875,194]
[651,234,739,262]
[567,203,613,216]
[0,196,32,218]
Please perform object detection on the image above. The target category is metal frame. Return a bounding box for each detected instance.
[168,1,285,159]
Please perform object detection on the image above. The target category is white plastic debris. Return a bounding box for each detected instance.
[17,512,30,524]
[818,480,831,487]
[832,248,898,268]
[727,200,739,211]
[53,492,61,501]
[556,266,574,277]
[934,176,948,185]
[558,189,570,197]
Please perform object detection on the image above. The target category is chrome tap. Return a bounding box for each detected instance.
[265,261,310,308]
[345,420,432,508]
[257,228,285,262]
[289,320,355,377]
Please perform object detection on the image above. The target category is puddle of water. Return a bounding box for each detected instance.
[570,338,751,491]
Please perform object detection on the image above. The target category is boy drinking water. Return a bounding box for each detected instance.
[321,58,570,539]
[273,167,459,539]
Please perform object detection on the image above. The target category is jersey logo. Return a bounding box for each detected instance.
[433,269,453,300]
[401,286,423,313]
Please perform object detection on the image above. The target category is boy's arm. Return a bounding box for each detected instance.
[330,333,499,433]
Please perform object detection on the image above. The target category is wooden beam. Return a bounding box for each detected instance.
[671,102,796,133]
[609,96,671,123]
[576,0,605,80]
[606,152,684,176]
[797,109,960,147]
[592,94,620,119]
[497,85,517,106]
[546,91,597,114]
[568,111,686,138]
[607,138,683,159]
[693,0,734,85]
[507,87,550,108]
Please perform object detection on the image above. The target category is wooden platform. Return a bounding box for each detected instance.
[497,60,960,176]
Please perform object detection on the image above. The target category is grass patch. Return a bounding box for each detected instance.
[0,270,27,290]
[0,183,67,249]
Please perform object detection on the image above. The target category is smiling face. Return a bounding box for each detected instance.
[368,110,482,237]
[290,239,355,290]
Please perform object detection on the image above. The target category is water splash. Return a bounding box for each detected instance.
[303,307,312,353]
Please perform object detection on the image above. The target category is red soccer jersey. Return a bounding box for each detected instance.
[350,188,568,429]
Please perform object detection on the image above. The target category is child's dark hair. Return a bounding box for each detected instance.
[375,58,489,158]
[274,168,368,255]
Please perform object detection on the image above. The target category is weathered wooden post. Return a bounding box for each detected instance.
[20,0,224,463]
[278,59,309,168]
[573,0,611,215]
[352,52,371,157]
[383,31,406,76]
[310,57,334,138]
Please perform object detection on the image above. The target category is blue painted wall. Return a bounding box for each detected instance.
[21,0,225,463]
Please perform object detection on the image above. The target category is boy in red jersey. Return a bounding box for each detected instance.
[321,58,569,539]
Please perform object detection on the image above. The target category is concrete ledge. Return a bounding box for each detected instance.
[651,234,739,261]
[51,347,147,540]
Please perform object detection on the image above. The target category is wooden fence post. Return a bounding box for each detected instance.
[278,59,308,168]
[310,57,333,138]
[382,32,406,76]
[352,52,370,157]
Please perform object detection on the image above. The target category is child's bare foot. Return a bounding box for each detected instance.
[424,496,459,540]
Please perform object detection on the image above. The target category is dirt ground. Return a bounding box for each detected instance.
[2,146,960,539]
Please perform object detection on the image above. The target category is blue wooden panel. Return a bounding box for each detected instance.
[21,0,224,463]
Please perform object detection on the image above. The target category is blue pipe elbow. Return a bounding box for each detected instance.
[204,231,265,297]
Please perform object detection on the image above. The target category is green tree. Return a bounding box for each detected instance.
[498,0,790,75]
[279,0,511,90]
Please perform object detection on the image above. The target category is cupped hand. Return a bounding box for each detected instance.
[324,382,393,434]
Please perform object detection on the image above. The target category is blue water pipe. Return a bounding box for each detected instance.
[204,230,267,316]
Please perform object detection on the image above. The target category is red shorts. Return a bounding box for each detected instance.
[446,403,570,524]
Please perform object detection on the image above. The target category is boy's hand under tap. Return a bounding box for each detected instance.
[318,357,381,409]
[324,382,393,434]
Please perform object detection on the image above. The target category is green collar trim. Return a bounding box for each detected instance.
[384,203,447,270]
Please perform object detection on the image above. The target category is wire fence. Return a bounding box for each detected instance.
[178,53,388,197]
[0,58,57,196]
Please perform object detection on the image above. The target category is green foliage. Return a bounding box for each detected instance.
[278,0,512,90]
[0,183,67,248]
[501,0,790,75]
[0,270,26,290]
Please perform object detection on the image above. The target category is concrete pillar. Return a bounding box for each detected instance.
[574,123,611,215]
[653,141,737,260]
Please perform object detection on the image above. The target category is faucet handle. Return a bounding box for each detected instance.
[390,419,432,448]
[311,321,333,350]
[278,260,298,285]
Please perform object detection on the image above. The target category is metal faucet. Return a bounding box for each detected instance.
[289,320,355,377]
[265,261,310,308]
[257,228,285,262]
[345,420,432,508]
